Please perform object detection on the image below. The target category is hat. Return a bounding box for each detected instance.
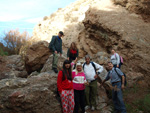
[76,62,82,66]
[59,31,64,36]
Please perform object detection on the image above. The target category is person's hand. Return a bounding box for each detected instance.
[117,65,119,68]
[74,59,77,63]
[67,57,69,60]
[94,75,98,79]
[84,81,89,86]
[55,51,57,54]
[121,84,125,90]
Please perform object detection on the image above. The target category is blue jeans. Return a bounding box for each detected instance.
[112,82,126,113]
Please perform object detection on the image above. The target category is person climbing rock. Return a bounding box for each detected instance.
[67,42,79,63]
[57,60,74,113]
[101,62,127,113]
[83,55,103,111]
[49,31,64,73]
[111,49,121,69]
[72,62,87,113]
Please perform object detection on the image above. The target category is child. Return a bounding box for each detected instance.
[72,62,87,113]
[57,60,74,113]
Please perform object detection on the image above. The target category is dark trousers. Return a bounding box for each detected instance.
[112,82,126,113]
[74,89,85,113]
[69,56,76,63]
[114,63,121,69]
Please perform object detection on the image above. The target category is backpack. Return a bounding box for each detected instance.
[115,53,124,65]
[48,36,57,51]
[83,62,97,73]
[114,68,127,86]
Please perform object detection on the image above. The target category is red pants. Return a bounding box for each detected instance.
[60,89,75,113]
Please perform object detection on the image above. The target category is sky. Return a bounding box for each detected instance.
[0,0,77,41]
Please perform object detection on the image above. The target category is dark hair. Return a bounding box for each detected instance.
[108,61,112,64]
[59,31,64,36]
[62,60,72,81]
[70,42,77,50]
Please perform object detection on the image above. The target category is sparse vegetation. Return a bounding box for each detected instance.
[43,16,48,20]
[123,84,150,113]
[50,13,56,18]
[0,47,8,56]
[1,29,31,55]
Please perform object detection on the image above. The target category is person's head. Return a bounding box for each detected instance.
[107,61,114,70]
[63,60,71,70]
[85,55,91,64]
[58,31,64,38]
[111,49,116,54]
[76,62,83,72]
[70,42,77,50]
[62,60,72,81]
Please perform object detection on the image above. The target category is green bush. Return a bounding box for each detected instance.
[0,47,8,56]
[135,94,150,113]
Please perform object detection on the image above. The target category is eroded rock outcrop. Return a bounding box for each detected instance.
[113,0,150,22]
[82,0,150,85]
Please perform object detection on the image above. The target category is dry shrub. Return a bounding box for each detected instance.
[2,29,31,55]
[50,13,56,18]
[43,16,48,21]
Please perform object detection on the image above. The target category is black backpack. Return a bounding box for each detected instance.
[48,36,56,51]
[114,68,127,86]
[83,62,97,73]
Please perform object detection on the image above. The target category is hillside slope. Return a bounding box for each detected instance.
[32,0,150,84]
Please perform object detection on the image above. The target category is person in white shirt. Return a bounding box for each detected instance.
[83,55,103,111]
[111,49,121,68]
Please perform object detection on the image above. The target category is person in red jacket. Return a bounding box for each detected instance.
[57,60,74,113]
[67,42,79,63]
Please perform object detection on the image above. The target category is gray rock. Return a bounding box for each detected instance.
[0,72,61,113]
[41,54,67,72]
[0,55,28,80]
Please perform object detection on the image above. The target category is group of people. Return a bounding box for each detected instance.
[49,31,127,113]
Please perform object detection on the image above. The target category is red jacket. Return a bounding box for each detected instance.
[57,70,73,93]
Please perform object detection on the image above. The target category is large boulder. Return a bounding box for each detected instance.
[0,72,61,113]
[0,55,28,80]
[24,41,51,74]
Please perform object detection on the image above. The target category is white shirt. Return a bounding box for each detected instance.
[111,53,120,65]
[83,62,103,81]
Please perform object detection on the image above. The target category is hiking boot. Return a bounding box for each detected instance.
[53,68,58,73]
[91,106,95,111]
[85,105,90,110]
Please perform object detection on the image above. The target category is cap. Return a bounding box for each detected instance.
[59,31,64,36]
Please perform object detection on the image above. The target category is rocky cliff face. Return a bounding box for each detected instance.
[113,0,150,22]
[32,0,150,85]
[82,0,150,85]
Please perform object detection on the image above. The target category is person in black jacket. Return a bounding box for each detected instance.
[67,42,79,63]
[49,31,64,73]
